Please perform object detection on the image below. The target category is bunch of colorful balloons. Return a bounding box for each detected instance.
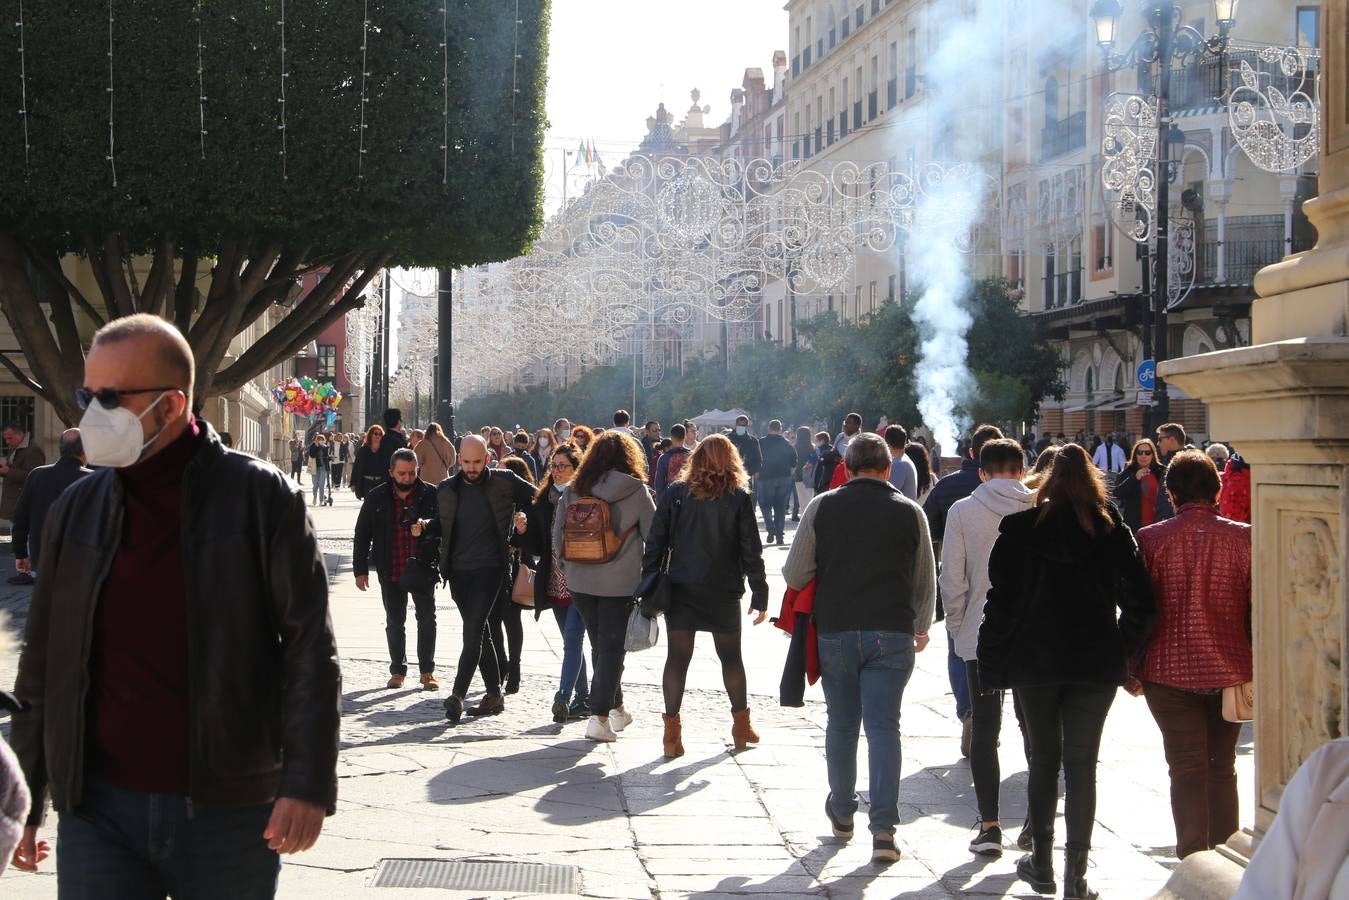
[272,377,342,427]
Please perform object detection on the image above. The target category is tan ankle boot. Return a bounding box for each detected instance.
[731,708,759,750]
[662,714,685,759]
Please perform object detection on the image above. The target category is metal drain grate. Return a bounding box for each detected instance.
[370,858,579,893]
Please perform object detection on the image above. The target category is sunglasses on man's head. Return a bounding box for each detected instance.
[75,386,177,411]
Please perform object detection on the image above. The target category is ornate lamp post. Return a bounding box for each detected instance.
[1091,0,1237,429]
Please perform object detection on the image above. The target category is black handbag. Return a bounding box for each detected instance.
[637,492,681,617]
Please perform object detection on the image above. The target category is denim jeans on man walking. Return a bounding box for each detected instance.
[817,630,916,836]
[552,603,590,700]
[379,579,437,676]
[56,778,280,900]
[757,476,794,538]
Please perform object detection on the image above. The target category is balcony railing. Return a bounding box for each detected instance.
[868,90,878,120]
[887,77,897,108]
[1200,214,1312,284]
[1040,110,1086,162]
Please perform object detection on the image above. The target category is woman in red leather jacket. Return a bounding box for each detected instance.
[1136,449,1252,860]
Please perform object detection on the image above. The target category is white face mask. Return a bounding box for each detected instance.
[79,391,171,468]
[735,426,747,435]
[538,438,550,449]
[559,429,571,440]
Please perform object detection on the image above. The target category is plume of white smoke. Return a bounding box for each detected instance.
[899,0,1077,449]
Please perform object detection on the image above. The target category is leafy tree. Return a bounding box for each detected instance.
[0,1,548,424]
[963,278,1066,422]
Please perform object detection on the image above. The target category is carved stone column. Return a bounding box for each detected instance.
[1149,6,1349,898]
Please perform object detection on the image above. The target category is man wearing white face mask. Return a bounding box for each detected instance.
[9,314,340,895]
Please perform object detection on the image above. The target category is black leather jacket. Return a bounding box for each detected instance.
[10,422,340,824]
[353,480,440,579]
[640,482,769,610]
[432,468,537,576]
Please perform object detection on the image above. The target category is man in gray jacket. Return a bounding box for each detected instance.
[782,432,935,864]
[939,438,1036,858]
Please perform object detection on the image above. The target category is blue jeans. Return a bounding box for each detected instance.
[552,604,590,700]
[949,640,971,721]
[757,476,794,537]
[310,466,329,504]
[57,779,279,899]
[817,630,916,835]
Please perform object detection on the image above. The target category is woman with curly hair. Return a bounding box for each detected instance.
[569,424,595,454]
[640,434,769,758]
[552,430,655,743]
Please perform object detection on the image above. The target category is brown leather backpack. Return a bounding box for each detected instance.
[561,495,636,564]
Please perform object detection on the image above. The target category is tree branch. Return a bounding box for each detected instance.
[188,238,242,346]
[123,235,144,314]
[82,231,119,321]
[102,231,135,318]
[0,234,79,423]
[174,247,200,332]
[0,352,44,398]
[139,236,176,318]
[17,239,106,329]
[194,243,281,398]
[209,251,388,396]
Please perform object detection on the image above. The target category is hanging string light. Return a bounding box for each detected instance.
[106,0,117,186]
[278,0,288,180]
[16,1,30,174]
[440,3,448,189]
[510,0,520,156]
[197,4,206,159]
[358,0,369,181]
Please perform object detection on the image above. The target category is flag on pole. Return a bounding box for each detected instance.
[588,139,602,168]
[578,140,591,167]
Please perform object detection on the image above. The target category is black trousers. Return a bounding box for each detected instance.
[486,581,524,682]
[379,579,437,676]
[1016,683,1116,852]
[965,660,1031,822]
[572,593,632,715]
[448,568,504,698]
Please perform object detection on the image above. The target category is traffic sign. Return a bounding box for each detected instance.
[1136,359,1156,390]
[1136,390,1155,406]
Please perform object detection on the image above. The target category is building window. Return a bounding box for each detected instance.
[856,5,863,29]
[854,285,862,320]
[887,274,896,303]
[1044,75,1059,127]
[1092,223,1112,273]
[1296,6,1319,48]
[316,344,337,381]
[1044,245,1057,307]
[0,396,35,435]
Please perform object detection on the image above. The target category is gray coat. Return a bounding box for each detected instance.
[552,470,656,598]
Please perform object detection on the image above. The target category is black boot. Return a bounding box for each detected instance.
[1062,848,1098,900]
[505,660,521,695]
[1015,836,1056,896]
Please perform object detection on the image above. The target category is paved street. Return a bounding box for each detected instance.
[0,484,1253,898]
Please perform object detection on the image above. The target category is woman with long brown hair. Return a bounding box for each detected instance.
[349,423,385,499]
[518,443,590,723]
[1023,444,1059,491]
[1113,438,1168,533]
[552,431,655,743]
[978,443,1155,899]
[640,434,769,759]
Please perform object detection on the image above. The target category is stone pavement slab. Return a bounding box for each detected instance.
[0,488,1254,898]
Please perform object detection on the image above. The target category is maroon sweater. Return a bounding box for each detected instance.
[87,422,201,794]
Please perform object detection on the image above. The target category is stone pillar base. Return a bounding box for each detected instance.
[1148,830,1253,899]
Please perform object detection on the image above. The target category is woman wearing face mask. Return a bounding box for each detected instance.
[553,418,573,445]
[534,428,557,467]
[517,443,591,723]
[308,433,332,506]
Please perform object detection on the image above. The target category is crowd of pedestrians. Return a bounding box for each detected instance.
[0,324,1291,896]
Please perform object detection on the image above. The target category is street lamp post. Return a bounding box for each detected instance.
[436,267,455,435]
[1091,0,1237,431]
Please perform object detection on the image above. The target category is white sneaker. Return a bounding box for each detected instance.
[585,716,618,743]
[608,708,634,733]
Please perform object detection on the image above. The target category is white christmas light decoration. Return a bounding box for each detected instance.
[278,0,288,180]
[1227,42,1321,175]
[197,6,206,159]
[358,1,369,180]
[106,0,116,186]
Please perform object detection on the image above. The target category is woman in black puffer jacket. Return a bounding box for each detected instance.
[978,443,1155,900]
[641,434,769,759]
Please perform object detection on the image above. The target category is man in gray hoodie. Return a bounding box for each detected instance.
[940,438,1036,859]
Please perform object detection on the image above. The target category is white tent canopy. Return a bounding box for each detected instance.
[690,408,751,431]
